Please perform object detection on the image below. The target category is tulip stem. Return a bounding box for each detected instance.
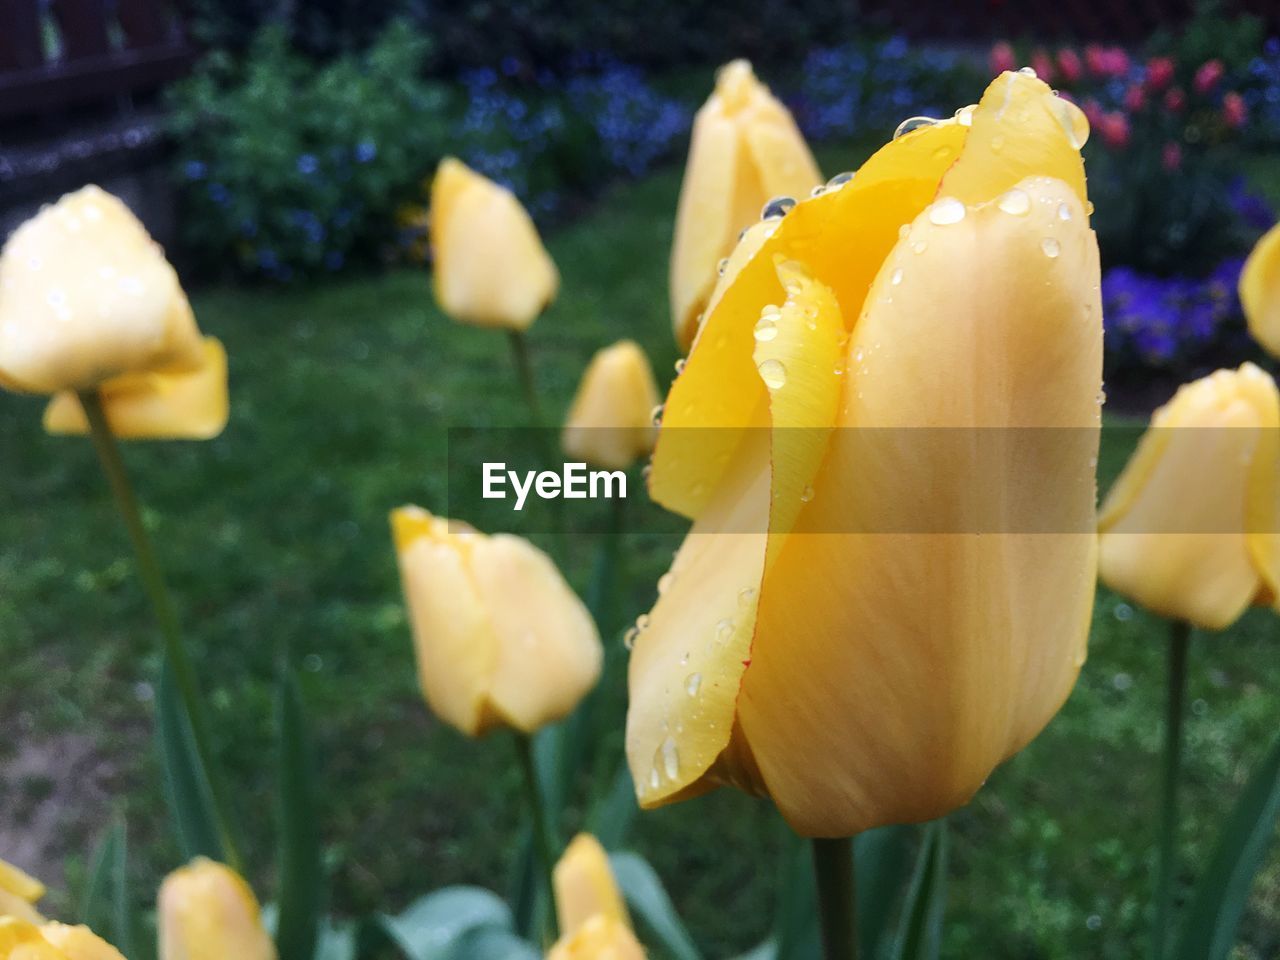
[1152,618,1191,960]
[77,389,243,874]
[515,732,560,942]
[508,330,545,429]
[812,837,858,960]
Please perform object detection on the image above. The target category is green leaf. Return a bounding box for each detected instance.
[446,927,540,960]
[80,817,139,959]
[855,825,914,960]
[586,764,638,851]
[313,920,357,960]
[608,852,702,960]
[772,832,819,960]
[1174,728,1280,960]
[156,662,225,862]
[890,821,948,960]
[275,666,323,960]
[733,941,778,960]
[379,887,513,960]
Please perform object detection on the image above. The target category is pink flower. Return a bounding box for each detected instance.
[1085,44,1108,76]
[1223,91,1247,128]
[1194,59,1224,94]
[1082,97,1104,129]
[1146,56,1175,91]
[1124,83,1146,112]
[1031,48,1055,83]
[1104,46,1131,77]
[1161,141,1182,171]
[1099,111,1130,149]
[1164,87,1186,112]
[1057,48,1083,84]
[990,41,1017,76]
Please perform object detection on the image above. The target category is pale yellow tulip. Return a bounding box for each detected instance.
[547,834,642,960]
[157,859,276,960]
[1241,219,1280,358]
[0,919,124,960]
[562,341,660,470]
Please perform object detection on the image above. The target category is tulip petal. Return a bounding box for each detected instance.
[652,122,969,520]
[553,835,630,937]
[1099,364,1280,630]
[547,915,646,960]
[735,177,1102,836]
[1241,220,1280,359]
[37,924,126,960]
[43,338,229,440]
[940,71,1089,207]
[562,340,660,470]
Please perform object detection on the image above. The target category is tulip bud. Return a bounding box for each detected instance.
[0,860,44,924]
[157,859,276,960]
[547,915,645,960]
[390,507,602,736]
[1241,220,1280,357]
[1099,365,1280,630]
[429,158,558,331]
[628,71,1102,837]
[669,60,821,350]
[547,834,643,960]
[562,341,660,470]
[0,186,206,396]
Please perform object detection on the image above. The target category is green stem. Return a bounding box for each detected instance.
[1152,618,1191,960]
[812,837,858,960]
[508,330,545,429]
[77,390,243,873]
[515,732,560,943]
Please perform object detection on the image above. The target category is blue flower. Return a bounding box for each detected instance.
[296,153,320,176]
[184,160,207,181]
[355,139,377,163]
[207,182,230,205]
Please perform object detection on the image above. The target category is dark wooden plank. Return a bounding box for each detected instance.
[0,0,46,72]
[117,0,171,49]
[50,0,112,61]
[0,44,192,118]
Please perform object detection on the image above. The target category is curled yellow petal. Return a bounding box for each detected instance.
[0,861,44,925]
[391,507,602,736]
[670,60,821,349]
[562,340,660,470]
[430,158,558,331]
[35,925,125,960]
[552,835,629,937]
[157,859,276,960]
[1241,220,1280,358]
[43,337,229,440]
[0,186,204,395]
[1099,363,1280,630]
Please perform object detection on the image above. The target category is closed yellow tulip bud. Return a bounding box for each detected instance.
[1098,364,1280,631]
[627,72,1101,837]
[390,507,602,736]
[547,834,642,960]
[562,341,660,470]
[0,860,44,924]
[157,859,275,960]
[670,60,822,350]
[0,920,124,960]
[430,158,558,331]
[1240,220,1280,357]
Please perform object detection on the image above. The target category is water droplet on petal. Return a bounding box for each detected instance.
[651,404,664,426]
[826,171,855,190]
[889,268,903,286]
[649,767,660,790]
[998,188,1031,215]
[800,484,814,503]
[685,673,702,696]
[893,115,939,139]
[657,572,674,595]
[810,184,827,198]
[1057,202,1073,222]
[761,196,796,220]
[717,257,729,276]
[928,197,966,225]
[661,737,680,779]
[1018,65,1037,77]
[623,626,639,650]
[758,358,787,389]
[1041,237,1061,258]
[716,618,735,642]
[754,316,778,342]
[674,358,686,374]
[737,587,755,607]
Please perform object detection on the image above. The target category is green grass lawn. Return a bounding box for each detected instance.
[1,150,1278,959]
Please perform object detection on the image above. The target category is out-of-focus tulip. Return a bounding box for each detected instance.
[1085,43,1107,76]
[626,71,1102,837]
[0,919,125,960]
[43,337,229,440]
[1194,58,1224,94]
[1240,220,1280,357]
[562,340,660,470]
[0,860,44,924]
[1124,83,1146,112]
[0,186,206,397]
[1099,111,1131,148]
[1223,91,1247,129]
[1146,56,1175,91]
[1165,87,1186,112]
[391,507,601,736]
[1162,141,1183,171]
[669,60,821,350]
[429,157,558,331]
[158,859,276,960]
[1057,48,1083,84]
[989,41,1017,76]
[1098,364,1280,631]
[547,834,643,960]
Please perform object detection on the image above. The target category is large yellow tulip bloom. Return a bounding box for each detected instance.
[1241,220,1280,357]
[670,60,822,350]
[157,859,276,960]
[0,919,126,960]
[562,340,660,470]
[547,834,643,960]
[1099,364,1280,630]
[0,860,44,924]
[391,507,602,736]
[430,158,559,331]
[627,71,1102,837]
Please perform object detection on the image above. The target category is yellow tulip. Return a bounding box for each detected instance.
[430,158,558,331]
[42,337,229,440]
[0,186,205,395]
[0,860,44,924]
[627,71,1101,837]
[547,834,643,960]
[157,859,276,960]
[562,341,660,470]
[1098,364,1280,630]
[1240,220,1280,357]
[390,507,602,736]
[29,925,125,960]
[670,60,822,350]
[0,920,124,960]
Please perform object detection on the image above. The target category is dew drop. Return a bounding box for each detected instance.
[623,626,639,650]
[651,404,664,426]
[889,267,903,286]
[661,737,680,779]
[954,104,976,127]
[1018,65,1038,77]
[685,673,702,696]
[674,358,686,374]
[893,116,939,139]
[737,587,755,607]
[636,613,650,631]
[826,171,855,190]
[1057,202,1073,222]
[649,767,660,790]
[758,358,787,389]
[910,238,928,254]
[928,197,966,226]
[800,484,815,503]
[754,316,778,342]
[1041,237,1061,258]
[716,257,729,277]
[657,572,674,595]
[761,196,796,220]
[716,618,735,642]
[810,184,827,198]
[997,188,1031,216]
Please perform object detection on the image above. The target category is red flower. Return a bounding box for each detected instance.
[1161,141,1182,171]
[1124,84,1146,112]
[1104,46,1131,77]
[1164,87,1186,112]
[1223,91,1248,129]
[1146,56,1175,92]
[990,41,1017,76]
[1057,48,1083,84]
[1031,48,1055,83]
[1099,111,1130,149]
[1194,59,1224,94]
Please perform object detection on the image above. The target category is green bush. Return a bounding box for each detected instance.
[168,22,449,281]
